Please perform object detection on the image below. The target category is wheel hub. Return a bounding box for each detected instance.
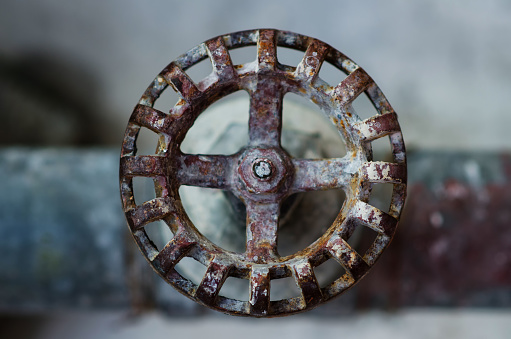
[253,159,273,179]
[236,147,292,197]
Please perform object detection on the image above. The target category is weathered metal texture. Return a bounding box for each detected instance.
[119,29,407,317]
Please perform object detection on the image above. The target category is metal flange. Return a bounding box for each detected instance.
[119,29,407,317]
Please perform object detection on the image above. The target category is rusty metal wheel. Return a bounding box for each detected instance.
[120,29,407,317]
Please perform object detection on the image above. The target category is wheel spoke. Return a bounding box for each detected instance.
[176,153,234,189]
[295,40,329,82]
[291,157,356,193]
[195,258,232,305]
[126,197,174,230]
[326,234,370,280]
[354,113,400,141]
[161,62,201,102]
[131,104,176,134]
[257,29,277,73]
[290,260,323,307]
[360,162,407,184]
[367,83,394,115]
[248,80,283,147]
[205,37,236,80]
[249,266,270,316]
[332,67,373,106]
[152,233,196,275]
[363,233,392,266]
[350,200,397,236]
[248,29,283,147]
[245,200,280,262]
[120,155,167,177]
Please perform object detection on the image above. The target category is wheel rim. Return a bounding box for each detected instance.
[120,29,407,317]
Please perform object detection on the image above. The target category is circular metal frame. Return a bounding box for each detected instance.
[120,29,407,317]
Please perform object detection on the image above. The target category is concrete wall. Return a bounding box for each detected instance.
[1,0,511,150]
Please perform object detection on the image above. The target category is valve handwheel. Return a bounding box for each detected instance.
[120,29,407,317]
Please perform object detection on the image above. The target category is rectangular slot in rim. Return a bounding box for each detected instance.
[144,220,174,251]
[132,176,156,205]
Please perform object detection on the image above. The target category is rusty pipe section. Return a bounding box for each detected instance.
[119,29,407,317]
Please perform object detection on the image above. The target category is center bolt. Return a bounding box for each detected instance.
[253,159,273,179]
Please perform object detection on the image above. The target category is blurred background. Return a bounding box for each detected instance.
[1,0,510,338]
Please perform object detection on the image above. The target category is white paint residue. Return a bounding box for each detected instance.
[155,118,165,129]
[382,165,391,180]
[342,60,358,73]
[366,163,380,180]
[359,201,383,226]
[203,285,215,294]
[295,261,309,275]
[345,158,362,175]
[331,242,341,253]
[159,203,171,214]
[356,121,373,139]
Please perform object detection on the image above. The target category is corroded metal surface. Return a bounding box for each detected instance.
[119,29,407,317]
